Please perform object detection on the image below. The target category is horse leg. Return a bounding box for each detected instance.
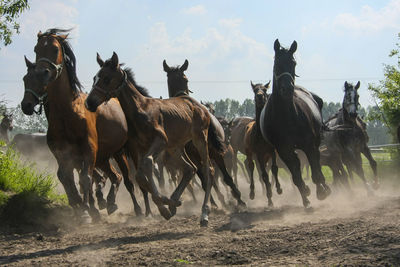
[57,161,85,217]
[211,150,245,207]
[79,158,100,222]
[353,152,373,194]
[270,152,282,194]
[168,149,197,216]
[245,154,256,200]
[256,153,273,207]
[278,148,311,208]
[92,169,107,210]
[113,152,144,217]
[303,146,331,201]
[239,158,251,183]
[361,144,379,189]
[255,159,266,197]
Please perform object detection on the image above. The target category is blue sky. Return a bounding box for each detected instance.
[0,0,399,108]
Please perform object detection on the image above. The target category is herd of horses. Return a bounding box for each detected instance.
[0,28,382,227]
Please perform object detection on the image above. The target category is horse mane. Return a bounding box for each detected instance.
[41,28,83,95]
[123,67,151,97]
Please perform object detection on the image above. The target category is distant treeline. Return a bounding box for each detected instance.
[209,98,393,146]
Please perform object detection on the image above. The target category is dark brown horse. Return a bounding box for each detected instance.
[260,39,331,207]
[86,52,217,226]
[0,113,13,143]
[244,81,281,206]
[21,29,148,221]
[163,59,246,209]
[324,81,378,192]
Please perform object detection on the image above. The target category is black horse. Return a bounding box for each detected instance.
[260,39,331,207]
[324,81,379,192]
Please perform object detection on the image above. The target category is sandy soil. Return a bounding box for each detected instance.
[1,172,400,266]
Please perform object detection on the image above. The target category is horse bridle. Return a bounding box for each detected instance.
[91,69,128,99]
[24,40,65,115]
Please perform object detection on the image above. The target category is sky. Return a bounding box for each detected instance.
[0,0,399,108]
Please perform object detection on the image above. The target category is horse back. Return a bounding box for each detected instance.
[230,117,254,154]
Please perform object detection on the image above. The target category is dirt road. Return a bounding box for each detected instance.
[1,181,400,266]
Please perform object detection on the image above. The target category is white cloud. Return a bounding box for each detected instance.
[181,5,207,15]
[333,0,400,33]
[219,18,243,28]
[19,0,79,41]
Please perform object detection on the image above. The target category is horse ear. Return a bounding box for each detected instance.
[274,39,280,52]
[200,100,204,105]
[37,31,42,38]
[24,56,34,69]
[289,41,297,54]
[163,60,171,73]
[344,81,349,88]
[355,81,360,90]
[180,59,189,72]
[111,52,119,68]
[265,80,271,89]
[250,80,255,89]
[96,53,104,67]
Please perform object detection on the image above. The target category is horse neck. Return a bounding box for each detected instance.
[46,68,78,115]
[271,81,295,116]
[255,102,264,133]
[117,81,147,123]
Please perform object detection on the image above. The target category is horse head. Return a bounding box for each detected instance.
[273,39,297,100]
[86,52,125,112]
[343,81,360,120]
[163,59,191,97]
[21,28,80,115]
[251,80,270,109]
[1,112,13,132]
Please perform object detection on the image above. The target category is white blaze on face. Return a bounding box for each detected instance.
[348,90,357,114]
[93,71,100,87]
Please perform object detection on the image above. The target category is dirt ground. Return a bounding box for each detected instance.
[1,175,400,266]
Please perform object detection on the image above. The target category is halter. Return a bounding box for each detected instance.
[36,57,64,82]
[24,88,48,114]
[92,70,127,99]
[273,71,295,82]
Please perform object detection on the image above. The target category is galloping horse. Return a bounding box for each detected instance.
[85,52,217,226]
[260,39,331,207]
[0,113,13,143]
[162,59,245,208]
[21,29,148,221]
[244,82,281,206]
[324,81,379,192]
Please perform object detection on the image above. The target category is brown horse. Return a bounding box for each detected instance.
[0,113,13,143]
[244,82,281,206]
[21,29,148,221]
[163,59,246,208]
[85,52,217,226]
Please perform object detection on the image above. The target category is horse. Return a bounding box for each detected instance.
[243,81,281,206]
[260,39,331,208]
[324,81,379,192]
[163,59,246,209]
[20,29,148,222]
[0,113,13,143]
[85,52,219,226]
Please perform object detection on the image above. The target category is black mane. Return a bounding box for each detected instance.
[123,67,151,97]
[42,28,83,95]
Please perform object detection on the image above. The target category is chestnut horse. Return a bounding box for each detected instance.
[162,59,246,208]
[21,29,148,221]
[85,52,217,226]
[244,81,281,206]
[260,39,331,207]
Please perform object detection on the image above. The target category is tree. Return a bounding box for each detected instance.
[368,33,400,137]
[0,0,29,47]
[9,104,47,134]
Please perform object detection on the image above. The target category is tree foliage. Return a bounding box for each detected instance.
[368,33,400,134]
[0,0,29,47]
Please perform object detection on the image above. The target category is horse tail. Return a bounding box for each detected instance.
[208,119,227,155]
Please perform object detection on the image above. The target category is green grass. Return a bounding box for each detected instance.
[0,141,65,228]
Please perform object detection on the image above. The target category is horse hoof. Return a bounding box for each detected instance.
[316,184,331,200]
[200,218,209,227]
[249,191,255,200]
[98,199,107,210]
[169,205,177,217]
[304,185,311,197]
[107,204,118,215]
[267,200,274,207]
[80,210,92,224]
[303,198,311,208]
[158,206,172,220]
[277,187,283,195]
[134,207,143,217]
[238,201,247,209]
[145,211,153,218]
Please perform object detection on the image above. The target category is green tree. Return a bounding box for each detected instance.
[368,32,400,136]
[0,0,29,47]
